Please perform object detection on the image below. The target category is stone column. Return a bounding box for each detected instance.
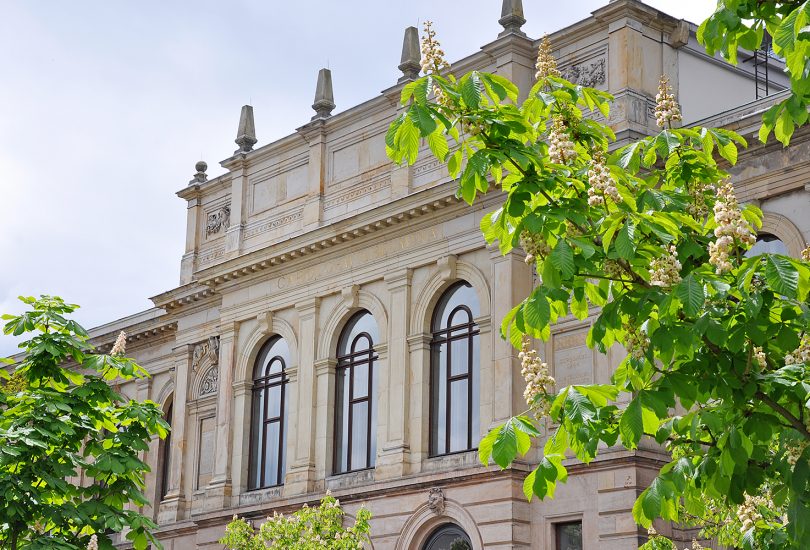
[179,193,201,285]
[377,269,412,479]
[224,160,248,259]
[135,378,152,515]
[489,249,531,426]
[230,379,252,496]
[206,323,238,509]
[158,345,191,524]
[313,357,337,481]
[406,333,431,473]
[285,298,320,494]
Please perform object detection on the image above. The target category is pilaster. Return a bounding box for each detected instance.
[224,157,248,259]
[285,297,320,494]
[489,248,532,426]
[313,357,337,483]
[376,269,412,479]
[297,123,327,229]
[205,322,238,509]
[157,345,191,524]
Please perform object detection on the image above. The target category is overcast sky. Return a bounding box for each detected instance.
[0,0,714,356]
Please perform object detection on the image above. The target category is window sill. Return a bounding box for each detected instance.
[422,449,482,473]
[325,467,376,491]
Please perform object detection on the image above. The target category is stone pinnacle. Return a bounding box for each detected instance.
[498,0,526,37]
[398,26,421,82]
[234,105,257,153]
[311,68,336,120]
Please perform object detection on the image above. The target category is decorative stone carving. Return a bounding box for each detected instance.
[206,206,231,237]
[192,336,220,372]
[562,57,606,87]
[437,255,457,282]
[342,284,359,310]
[199,365,219,397]
[427,487,445,515]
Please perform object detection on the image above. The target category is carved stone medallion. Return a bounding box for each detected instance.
[562,57,606,88]
[198,365,219,397]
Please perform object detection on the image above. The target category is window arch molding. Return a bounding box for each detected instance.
[235,316,299,384]
[394,499,483,550]
[758,211,805,258]
[318,289,388,362]
[411,261,491,336]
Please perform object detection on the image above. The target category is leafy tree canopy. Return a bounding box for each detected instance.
[220,494,371,550]
[699,0,810,144]
[0,296,169,550]
[387,24,810,549]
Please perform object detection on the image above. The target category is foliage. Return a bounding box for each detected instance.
[699,1,810,145]
[386,29,810,549]
[0,296,169,550]
[220,494,371,550]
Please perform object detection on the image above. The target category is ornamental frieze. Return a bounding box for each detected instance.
[206,205,231,237]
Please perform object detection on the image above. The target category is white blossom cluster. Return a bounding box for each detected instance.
[587,150,620,206]
[708,181,755,274]
[654,75,682,128]
[687,181,715,219]
[785,334,810,365]
[548,116,576,164]
[786,437,809,466]
[753,346,767,369]
[519,340,554,416]
[535,34,560,81]
[623,321,649,360]
[736,493,766,533]
[420,21,450,76]
[604,259,624,280]
[87,535,98,550]
[689,540,705,550]
[520,230,552,265]
[648,245,682,287]
[802,244,810,262]
[110,331,127,356]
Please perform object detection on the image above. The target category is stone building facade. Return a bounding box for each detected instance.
[82,1,808,548]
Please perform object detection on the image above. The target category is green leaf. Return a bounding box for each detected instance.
[615,221,636,260]
[524,289,551,332]
[460,72,483,109]
[427,128,449,161]
[764,255,799,298]
[573,384,619,407]
[675,274,704,317]
[619,397,643,448]
[549,239,575,279]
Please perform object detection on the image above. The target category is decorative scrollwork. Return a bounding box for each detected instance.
[192,337,219,372]
[199,365,219,397]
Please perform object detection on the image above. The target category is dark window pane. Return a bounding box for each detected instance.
[267,385,281,418]
[351,401,369,469]
[556,522,583,550]
[450,337,468,376]
[471,334,480,446]
[423,525,472,550]
[431,343,447,455]
[449,380,468,452]
[353,361,369,399]
[432,282,480,332]
[263,422,280,486]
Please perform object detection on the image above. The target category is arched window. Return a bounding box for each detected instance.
[334,310,379,473]
[745,232,790,257]
[248,336,290,489]
[423,524,472,550]
[430,282,480,456]
[157,400,172,501]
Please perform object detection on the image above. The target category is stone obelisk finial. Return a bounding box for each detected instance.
[498,0,526,37]
[311,68,336,120]
[398,26,421,82]
[235,105,257,153]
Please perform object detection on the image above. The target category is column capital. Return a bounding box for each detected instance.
[384,268,412,290]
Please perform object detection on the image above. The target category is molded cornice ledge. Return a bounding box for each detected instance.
[592,0,680,33]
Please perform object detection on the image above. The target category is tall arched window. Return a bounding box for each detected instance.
[334,310,379,473]
[157,400,172,502]
[249,336,290,489]
[430,282,481,456]
[745,232,790,257]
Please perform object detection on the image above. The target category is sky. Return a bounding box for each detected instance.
[0,0,715,356]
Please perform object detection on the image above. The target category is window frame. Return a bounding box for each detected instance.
[333,311,378,474]
[429,282,481,457]
[248,337,289,489]
[157,401,172,501]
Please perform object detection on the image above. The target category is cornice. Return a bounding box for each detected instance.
[92,321,178,353]
[150,283,216,311]
[193,186,462,292]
